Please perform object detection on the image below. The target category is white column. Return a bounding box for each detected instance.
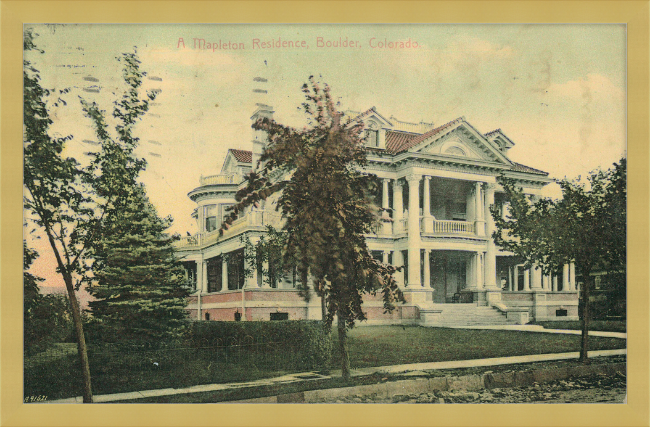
[513,265,519,291]
[531,266,543,290]
[198,204,205,232]
[524,268,530,291]
[569,262,576,291]
[563,264,570,292]
[423,249,430,288]
[382,251,389,265]
[474,182,485,236]
[406,175,422,287]
[393,180,403,234]
[552,275,558,292]
[222,256,229,291]
[381,179,391,235]
[423,176,433,233]
[475,252,484,289]
[196,259,208,294]
[484,184,497,288]
[197,291,202,320]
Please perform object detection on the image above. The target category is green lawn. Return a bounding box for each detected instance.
[25,325,626,401]
[530,320,626,333]
[332,326,626,369]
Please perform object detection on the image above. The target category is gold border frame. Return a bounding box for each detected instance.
[3,1,648,426]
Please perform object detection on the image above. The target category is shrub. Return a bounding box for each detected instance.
[184,320,332,371]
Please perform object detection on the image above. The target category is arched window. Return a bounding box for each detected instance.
[444,146,466,157]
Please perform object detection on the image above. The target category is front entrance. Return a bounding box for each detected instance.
[430,251,469,303]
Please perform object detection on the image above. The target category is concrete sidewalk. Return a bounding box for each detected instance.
[47,346,627,404]
[442,324,627,339]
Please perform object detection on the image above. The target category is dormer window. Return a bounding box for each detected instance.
[365,121,380,147]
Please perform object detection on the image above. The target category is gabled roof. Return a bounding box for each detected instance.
[485,128,515,150]
[229,149,252,163]
[388,117,466,154]
[345,107,393,127]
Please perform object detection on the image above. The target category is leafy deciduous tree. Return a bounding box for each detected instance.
[221,77,404,380]
[491,158,626,363]
[23,242,73,356]
[23,28,95,402]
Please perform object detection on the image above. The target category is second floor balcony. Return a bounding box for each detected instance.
[393,217,477,236]
[175,210,283,250]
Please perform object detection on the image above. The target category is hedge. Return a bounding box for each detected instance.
[184,320,332,371]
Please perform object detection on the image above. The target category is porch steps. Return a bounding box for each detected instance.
[419,303,520,327]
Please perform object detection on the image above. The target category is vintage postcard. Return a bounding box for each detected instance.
[6,2,647,426]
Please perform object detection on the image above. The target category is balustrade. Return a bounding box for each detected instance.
[174,210,283,248]
[431,220,475,234]
[199,173,243,186]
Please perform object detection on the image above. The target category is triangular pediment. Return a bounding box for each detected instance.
[411,121,513,165]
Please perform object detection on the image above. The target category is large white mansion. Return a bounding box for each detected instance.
[174,105,579,326]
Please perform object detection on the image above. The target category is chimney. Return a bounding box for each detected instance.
[251,71,273,171]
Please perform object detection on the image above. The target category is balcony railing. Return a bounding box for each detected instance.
[175,210,283,249]
[391,217,475,236]
[199,173,243,186]
[431,219,474,234]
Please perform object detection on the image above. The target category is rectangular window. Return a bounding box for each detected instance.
[206,257,222,293]
[227,249,245,290]
[204,205,217,232]
[270,312,289,321]
[366,130,379,147]
[556,309,568,317]
[182,262,198,290]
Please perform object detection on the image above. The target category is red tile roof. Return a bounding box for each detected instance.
[387,117,465,154]
[385,131,419,154]
[229,148,252,163]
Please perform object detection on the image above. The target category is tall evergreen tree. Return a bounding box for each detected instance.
[221,77,404,380]
[82,52,190,346]
[86,185,190,345]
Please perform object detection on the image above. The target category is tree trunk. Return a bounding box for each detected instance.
[579,269,592,364]
[44,232,93,402]
[321,294,327,322]
[63,274,94,402]
[337,310,351,382]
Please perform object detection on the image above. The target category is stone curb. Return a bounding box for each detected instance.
[243,362,625,403]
